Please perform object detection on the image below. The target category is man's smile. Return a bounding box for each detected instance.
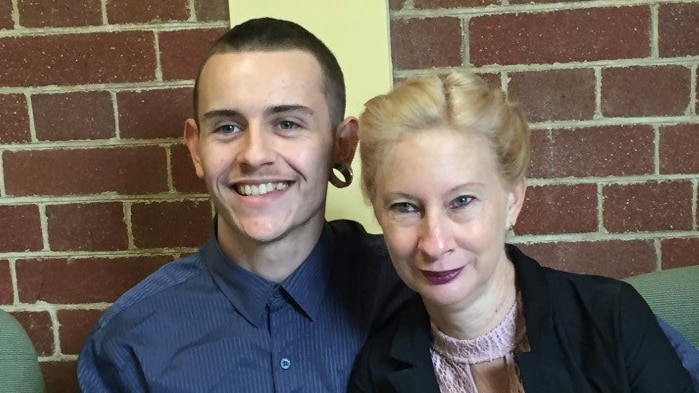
[233,181,290,196]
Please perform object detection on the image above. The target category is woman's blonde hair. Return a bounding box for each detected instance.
[358,71,530,202]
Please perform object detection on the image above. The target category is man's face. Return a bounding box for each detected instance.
[186,50,336,254]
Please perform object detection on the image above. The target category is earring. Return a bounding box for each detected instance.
[329,163,353,188]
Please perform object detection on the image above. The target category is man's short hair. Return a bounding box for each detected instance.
[193,17,346,129]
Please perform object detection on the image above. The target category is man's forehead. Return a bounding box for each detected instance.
[203,49,322,78]
[199,51,324,96]
[197,50,330,121]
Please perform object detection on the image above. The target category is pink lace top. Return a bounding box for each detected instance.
[429,298,528,393]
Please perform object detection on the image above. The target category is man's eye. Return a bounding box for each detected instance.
[216,124,241,134]
[390,202,417,214]
[450,195,474,209]
[279,120,299,130]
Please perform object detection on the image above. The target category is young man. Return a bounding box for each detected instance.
[78,18,408,392]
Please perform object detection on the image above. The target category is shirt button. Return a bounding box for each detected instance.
[280,358,291,370]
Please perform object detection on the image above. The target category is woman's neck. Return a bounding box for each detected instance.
[425,256,517,340]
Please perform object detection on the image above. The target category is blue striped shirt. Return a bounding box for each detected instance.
[78,220,409,392]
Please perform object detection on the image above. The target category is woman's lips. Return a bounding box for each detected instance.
[421,267,463,285]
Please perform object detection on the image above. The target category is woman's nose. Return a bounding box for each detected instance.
[417,213,455,260]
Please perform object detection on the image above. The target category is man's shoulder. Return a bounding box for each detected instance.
[327,219,387,258]
[96,250,209,330]
[326,219,392,279]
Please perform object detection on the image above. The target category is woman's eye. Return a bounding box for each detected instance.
[390,202,417,214]
[216,124,241,134]
[450,195,474,209]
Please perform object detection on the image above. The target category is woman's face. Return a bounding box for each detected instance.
[372,128,525,310]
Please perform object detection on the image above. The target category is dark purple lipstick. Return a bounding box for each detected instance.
[421,267,463,285]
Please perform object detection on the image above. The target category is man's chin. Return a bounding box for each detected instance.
[230,218,290,244]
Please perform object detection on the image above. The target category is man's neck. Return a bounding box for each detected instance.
[215,217,325,283]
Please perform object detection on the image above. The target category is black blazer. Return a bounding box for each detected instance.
[349,245,694,393]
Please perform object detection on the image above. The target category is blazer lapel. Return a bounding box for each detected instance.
[386,297,441,393]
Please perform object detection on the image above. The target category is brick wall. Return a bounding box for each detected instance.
[0,0,228,391]
[1,1,697,392]
[390,0,699,278]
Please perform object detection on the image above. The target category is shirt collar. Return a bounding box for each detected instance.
[279,224,333,321]
[203,219,334,327]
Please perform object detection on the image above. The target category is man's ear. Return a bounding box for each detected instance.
[507,177,527,229]
[332,116,359,167]
[184,118,205,179]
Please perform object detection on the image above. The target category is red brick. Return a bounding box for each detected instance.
[4,147,168,196]
[106,0,189,24]
[0,260,12,304]
[194,0,228,22]
[0,94,30,143]
[17,256,170,303]
[528,125,654,179]
[40,361,79,393]
[18,0,101,28]
[659,124,699,174]
[414,0,496,7]
[11,311,53,356]
[389,0,406,10]
[391,17,462,70]
[0,32,155,87]
[508,69,595,122]
[57,309,102,354]
[474,72,501,89]
[601,66,690,117]
[46,203,128,252]
[603,181,692,233]
[469,7,650,66]
[118,88,191,139]
[171,143,207,193]
[659,3,699,57]
[517,240,656,278]
[32,92,115,141]
[661,238,699,270]
[0,0,12,29]
[510,0,589,2]
[0,205,43,252]
[516,184,597,235]
[527,130,549,179]
[131,200,211,248]
[159,28,227,81]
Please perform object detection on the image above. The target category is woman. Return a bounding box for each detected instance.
[349,71,693,392]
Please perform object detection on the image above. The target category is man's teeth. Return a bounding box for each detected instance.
[237,182,289,196]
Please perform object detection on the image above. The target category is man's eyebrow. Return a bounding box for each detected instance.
[201,106,314,121]
[202,109,242,120]
[265,105,314,117]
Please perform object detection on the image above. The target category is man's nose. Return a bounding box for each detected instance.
[238,124,275,168]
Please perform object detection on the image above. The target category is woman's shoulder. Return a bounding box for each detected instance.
[350,294,436,392]
[366,294,428,346]
[509,244,633,304]
[355,294,429,368]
